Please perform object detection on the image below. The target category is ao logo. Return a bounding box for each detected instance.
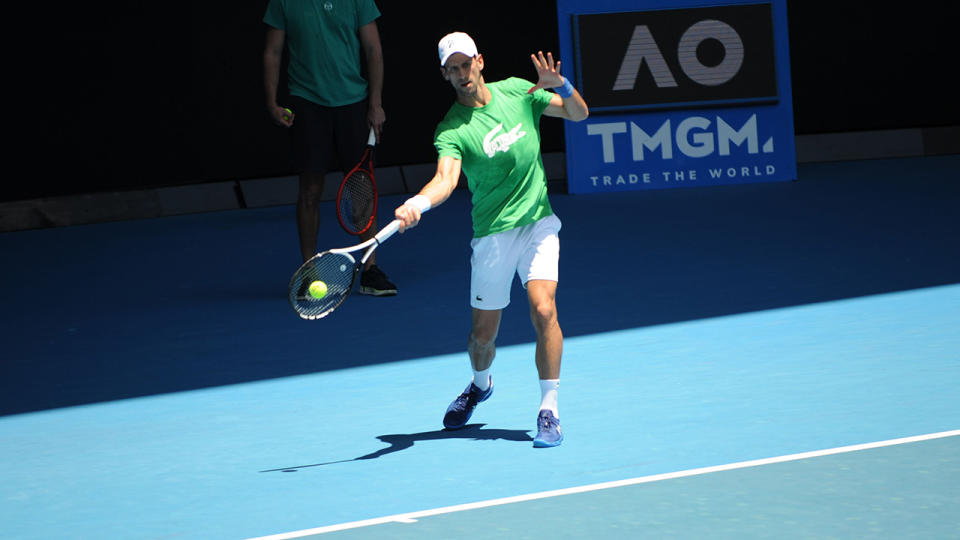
[614,20,743,91]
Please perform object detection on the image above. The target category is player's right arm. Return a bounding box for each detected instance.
[395,155,461,232]
[263,27,292,127]
[358,21,385,141]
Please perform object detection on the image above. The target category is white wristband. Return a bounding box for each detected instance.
[405,194,431,213]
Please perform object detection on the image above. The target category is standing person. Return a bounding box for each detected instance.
[394,32,589,447]
[263,0,396,296]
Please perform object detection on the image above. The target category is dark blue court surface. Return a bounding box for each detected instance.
[1,155,958,539]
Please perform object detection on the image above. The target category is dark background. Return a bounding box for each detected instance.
[14,1,957,204]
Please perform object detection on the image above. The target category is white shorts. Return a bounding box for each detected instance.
[470,214,561,310]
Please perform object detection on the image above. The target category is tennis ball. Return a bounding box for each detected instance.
[308,280,328,299]
[282,107,292,121]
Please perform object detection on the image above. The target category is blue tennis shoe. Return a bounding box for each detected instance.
[533,409,563,448]
[443,379,493,429]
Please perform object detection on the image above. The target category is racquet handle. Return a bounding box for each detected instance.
[374,219,402,244]
[358,219,402,266]
[366,127,376,146]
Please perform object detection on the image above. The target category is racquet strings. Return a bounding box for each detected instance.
[289,252,357,319]
[339,169,376,234]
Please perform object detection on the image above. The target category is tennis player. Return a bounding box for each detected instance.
[394,32,588,447]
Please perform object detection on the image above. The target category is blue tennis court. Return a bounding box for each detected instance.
[1,155,958,539]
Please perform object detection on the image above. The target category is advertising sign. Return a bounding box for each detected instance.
[557,0,797,193]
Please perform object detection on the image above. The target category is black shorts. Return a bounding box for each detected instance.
[288,95,368,175]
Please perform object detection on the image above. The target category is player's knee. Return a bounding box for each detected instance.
[297,188,322,206]
[468,328,497,351]
[298,175,325,200]
[529,300,557,330]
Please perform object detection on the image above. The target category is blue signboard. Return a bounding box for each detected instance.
[557,0,797,193]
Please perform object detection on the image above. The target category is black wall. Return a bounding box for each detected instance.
[14,1,957,203]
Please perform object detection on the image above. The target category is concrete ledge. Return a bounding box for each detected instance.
[238,176,298,208]
[375,166,406,196]
[922,126,960,156]
[2,128,956,233]
[237,166,408,209]
[794,126,958,163]
[0,182,239,232]
[156,182,239,216]
[400,163,440,193]
[795,129,925,163]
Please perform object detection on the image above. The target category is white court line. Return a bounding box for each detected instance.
[246,429,960,540]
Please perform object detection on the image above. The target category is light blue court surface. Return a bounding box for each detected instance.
[1,156,958,539]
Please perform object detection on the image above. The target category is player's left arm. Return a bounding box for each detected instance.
[528,51,589,122]
[359,21,385,140]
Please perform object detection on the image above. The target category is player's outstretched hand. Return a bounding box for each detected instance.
[528,51,564,94]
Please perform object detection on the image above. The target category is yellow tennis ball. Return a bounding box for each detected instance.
[308,280,328,299]
[283,107,292,121]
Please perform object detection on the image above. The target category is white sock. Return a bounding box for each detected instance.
[472,368,491,390]
[539,379,559,417]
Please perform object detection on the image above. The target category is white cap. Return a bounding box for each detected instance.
[438,32,478,66]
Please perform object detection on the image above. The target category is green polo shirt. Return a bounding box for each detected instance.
[264,0,380,107]
[434,78,555,238]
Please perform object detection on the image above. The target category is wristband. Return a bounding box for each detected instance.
[556,77,574,98]
[405,194,431,213]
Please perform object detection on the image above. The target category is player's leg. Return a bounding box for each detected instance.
[296,172,325,262]
[468,230,517,381]
[442,307,501,430]
[527,280,562,381]
[442,234,515,429]
[469,307,501,374]
[520,215,564,447]
[291,96,333,262]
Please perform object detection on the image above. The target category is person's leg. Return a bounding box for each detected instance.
[442,232,515,430]
[520,216,564,447]
[527,280,563,447]
[290,96,332,263]
[469,307,502,377]
[442,308,501,430]
[520,215,563,385]
[527,280,562,381]
[297,172,325,262]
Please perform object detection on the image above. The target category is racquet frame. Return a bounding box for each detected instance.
[288,219,401,320]
[336,128,378,236]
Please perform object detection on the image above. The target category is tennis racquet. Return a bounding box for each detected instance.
[289,219,402,320]
[336,127,378,236]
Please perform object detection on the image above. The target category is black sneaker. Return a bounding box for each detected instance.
[443,379,493,430]
[359,264,397,296]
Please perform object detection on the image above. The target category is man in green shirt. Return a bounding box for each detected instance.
[263,0,395,296]
[394,32,589,447]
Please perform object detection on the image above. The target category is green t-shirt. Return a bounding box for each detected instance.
[263,0,380,107]
[434,78,554,238]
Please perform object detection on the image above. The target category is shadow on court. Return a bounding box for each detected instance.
[259,424,533,472]
[2,155,958,415]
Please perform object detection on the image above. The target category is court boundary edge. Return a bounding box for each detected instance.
[246,429,960,539]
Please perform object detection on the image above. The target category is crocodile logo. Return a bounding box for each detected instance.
[483,122,526,157]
